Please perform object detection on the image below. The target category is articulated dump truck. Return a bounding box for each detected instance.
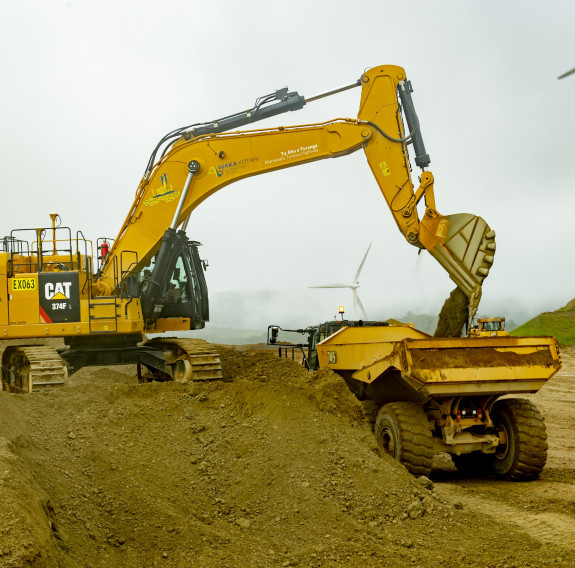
[314,323,561,480]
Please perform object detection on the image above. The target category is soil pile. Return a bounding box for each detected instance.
[0,347,574,567]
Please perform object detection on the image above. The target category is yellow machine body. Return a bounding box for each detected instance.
[468,317,509,337]
[317,325,560,399]
[0,65,499,393]
[315,323,560,480]
[100,65,496,320]
[2,65,496,343]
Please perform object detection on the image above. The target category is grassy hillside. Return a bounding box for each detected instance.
[511,298,575,345]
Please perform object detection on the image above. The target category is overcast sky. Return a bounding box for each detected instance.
[1,0,574,329]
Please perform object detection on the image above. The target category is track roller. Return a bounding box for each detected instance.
[140,337,222,383]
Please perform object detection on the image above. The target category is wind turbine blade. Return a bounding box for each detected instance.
[353,289,358,315]
[308,284,351,289]
[353,242,372,282]
[355,292,368,320]
[558,67,575,79]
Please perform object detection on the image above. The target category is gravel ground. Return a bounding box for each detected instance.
[0,345,573,568]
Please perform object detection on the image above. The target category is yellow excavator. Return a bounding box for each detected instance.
[468,316,508,337]
[0,64,496,393]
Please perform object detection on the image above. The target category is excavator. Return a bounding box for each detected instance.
[0,64,497,393]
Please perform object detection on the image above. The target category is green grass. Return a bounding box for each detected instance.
[510,298,575,345]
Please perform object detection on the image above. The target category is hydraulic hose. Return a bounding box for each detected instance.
[358,119,414,144]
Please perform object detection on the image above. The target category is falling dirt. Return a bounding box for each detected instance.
[0,345,574,568]
[434,286,469,337]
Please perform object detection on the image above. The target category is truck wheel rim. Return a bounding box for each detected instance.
[381,428,395,456]
[494,423,510,460]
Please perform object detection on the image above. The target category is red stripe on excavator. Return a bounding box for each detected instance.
[39,306,52,324]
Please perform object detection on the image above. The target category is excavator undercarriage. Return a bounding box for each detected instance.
[137,337,222,383]
[0,335,222,394]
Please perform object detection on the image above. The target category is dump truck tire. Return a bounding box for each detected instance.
[361,400,380,432]
[374,402,433,477]
[490,398,547,481]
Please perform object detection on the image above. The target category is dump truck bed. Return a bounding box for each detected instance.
[316,325,561,399]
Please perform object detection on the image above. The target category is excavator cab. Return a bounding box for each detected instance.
[138,231,209,330]
[157,246,209,327]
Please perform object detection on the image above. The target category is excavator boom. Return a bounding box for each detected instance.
[99,65,494,327]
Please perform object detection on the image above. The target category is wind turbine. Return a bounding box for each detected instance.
[309,243,372,319]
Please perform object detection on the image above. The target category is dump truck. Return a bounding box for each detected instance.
[269,321,561,480]
[319,323,561,480]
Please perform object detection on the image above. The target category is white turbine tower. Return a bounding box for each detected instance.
[309,243,372,319]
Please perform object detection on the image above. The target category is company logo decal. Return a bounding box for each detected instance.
[144,174,181,207]
[264,144,319,166]
[40,281,74,323]
[38,273,80,324]
[208,157,259,178]
[45,281,72,301]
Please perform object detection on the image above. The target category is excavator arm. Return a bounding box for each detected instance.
[98,65,495,329]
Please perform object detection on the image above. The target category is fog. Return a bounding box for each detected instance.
[1,0,574,332]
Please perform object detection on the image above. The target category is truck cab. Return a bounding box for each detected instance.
[468,317,508,337]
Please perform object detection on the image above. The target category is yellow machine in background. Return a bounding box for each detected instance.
[1,64,496,393]
[468,317,508,337]
[316,322,560,480]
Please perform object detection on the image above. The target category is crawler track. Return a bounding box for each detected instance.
[1,345,67,393]
[143,337,222,381]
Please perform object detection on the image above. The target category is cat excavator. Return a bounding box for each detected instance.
[0,64,497,393]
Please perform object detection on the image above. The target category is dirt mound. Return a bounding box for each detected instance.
[0,347,573,567]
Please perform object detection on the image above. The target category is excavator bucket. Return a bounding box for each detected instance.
[420,213,496,321]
